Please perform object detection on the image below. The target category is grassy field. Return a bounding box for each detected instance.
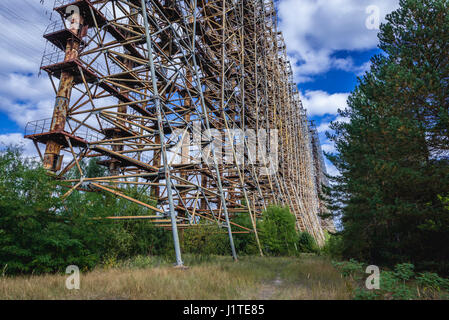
[0,255,352,300]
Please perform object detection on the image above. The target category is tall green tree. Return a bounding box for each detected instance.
[378,0,449,154]
[326,0,449,274]
[0,147,97,274]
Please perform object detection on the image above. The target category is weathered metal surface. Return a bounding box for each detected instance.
[27,0,331,262]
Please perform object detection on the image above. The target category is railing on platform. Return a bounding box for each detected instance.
[25,118,102,143]
[25,118,52,136]
[41,49,66,67]
[53,0,115,21]
[44,20,69,35]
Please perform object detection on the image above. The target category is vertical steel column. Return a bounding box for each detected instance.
[140,0,183,266]
[191,0,238,261]
[43,14,84,171]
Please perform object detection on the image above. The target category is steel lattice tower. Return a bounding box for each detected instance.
[26,0,334,264]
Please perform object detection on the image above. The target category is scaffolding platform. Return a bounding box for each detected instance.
[25,130,88,149]
[44,28,85,51]
[41,59,98,85]
[54,0,108,28]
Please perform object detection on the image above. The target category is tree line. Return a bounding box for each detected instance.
[0,147,319,275]
[324,0,449,274]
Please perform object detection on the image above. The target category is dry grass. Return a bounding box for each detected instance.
[270,256,353,300]
[0,255,352,300]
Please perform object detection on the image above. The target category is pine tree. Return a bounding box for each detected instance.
[326,0,449,274]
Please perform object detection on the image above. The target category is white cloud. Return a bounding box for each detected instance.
[325,162,340,177]
[314,114,352,178]
[301,90,349,116]
[0,0,52,73]
[0,73,55,128]
[318,115,351,133]
[275,0,400,178]
[278,0,400,83]
[0,73,53,102]
[0,133,37,158]
[321,143,336,153]
[2,0,388,180]
[317,122,330,133]
[333,57,372,76]
[0,0,55,130]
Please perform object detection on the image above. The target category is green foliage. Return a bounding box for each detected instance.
[364,270,417,300]
[325,0,449,274]
[0,147,173,275]
[378,271,412,299]
[0,147,95,274]
[416,272,449,291]
[334,259,449,300]
[353,288,378,300]
[321,234,344,258]
[297,232,319,254]
[62,164,174,263]
[258,206,298,256]
[332,259,364,280]
[394,263,415,281]
[231,212,259,255]
[388,285,416,300]
[182,254,216,266]
[181,224,231,256]
[2,147,316,273]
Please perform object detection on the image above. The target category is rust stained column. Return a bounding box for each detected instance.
[43,14,85,171]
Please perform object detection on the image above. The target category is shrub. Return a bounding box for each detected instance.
[0,147,174,274]
[394,263,415,281]
[322,234,344,258]
[353,288,378,300]
[181,224,231,256]
[333,259,449,300]
[0,147,97,274]
[297,232,319,254]
[332,259,364,280]
[231,212,259,255]
[416,272,449,291]
[258,205,298,256]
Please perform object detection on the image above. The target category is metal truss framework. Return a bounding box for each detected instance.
[26,0,334,264]
[309,121,336,234]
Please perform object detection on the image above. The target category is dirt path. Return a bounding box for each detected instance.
[257,274,284,300]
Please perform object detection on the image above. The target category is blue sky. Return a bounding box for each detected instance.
[275,0,400,175]
[0,0,400,175]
